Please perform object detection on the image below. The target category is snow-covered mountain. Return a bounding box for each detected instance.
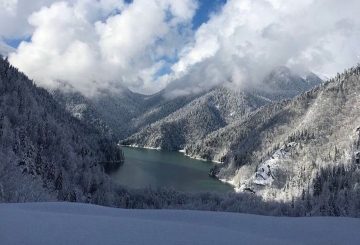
[0,41,15,57]
[121,86,268,150]
[54,66,322,148]
[121,67,322,151]
[186,64,360,208]
[253,66,323,100]
[53,86,202,140]
[1,202,359,245]
[0,57,123,203]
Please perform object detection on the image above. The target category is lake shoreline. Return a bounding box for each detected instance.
[119,144,224,164]
[112,146,234,193]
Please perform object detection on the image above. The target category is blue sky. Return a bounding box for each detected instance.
[192,0,226,29]
[5,37,30,48]
[121,0,227,30]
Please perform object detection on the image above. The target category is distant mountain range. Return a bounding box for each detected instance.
[53,66,322,146]
[121,66,322,150]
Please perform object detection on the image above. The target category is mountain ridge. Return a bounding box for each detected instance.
[121,67,322,151]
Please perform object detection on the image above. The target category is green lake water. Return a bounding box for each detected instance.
[109,147,234,192]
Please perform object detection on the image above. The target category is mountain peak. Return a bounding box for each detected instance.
[258,66,320,100]
[266,66,299,84]
[272,66,292,75]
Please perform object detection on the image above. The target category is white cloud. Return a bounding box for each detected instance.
[168,0,360,94]
[3,0,360,97]
[8,0,198,96]
[0,0,66,38]
[2,0,18,16]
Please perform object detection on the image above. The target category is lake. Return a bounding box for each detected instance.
[108,147,234,192]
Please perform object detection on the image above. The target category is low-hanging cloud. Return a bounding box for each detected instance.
[4,0,360,97]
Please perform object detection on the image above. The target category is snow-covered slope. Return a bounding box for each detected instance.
[53,87,202,139]
[1,202,359,245]
[0,41,15,57]
[52,85,148,139]
[122,69,321,151]
[121,86,268,150]
[0,57,123,203]
[186,64,360,207]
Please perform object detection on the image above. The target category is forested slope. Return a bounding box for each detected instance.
[53,87,204,140]
[186,65,360,216]
[52,86,148,139]
[0,57,123,203]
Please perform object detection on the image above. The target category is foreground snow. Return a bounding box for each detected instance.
[1,203,359,245]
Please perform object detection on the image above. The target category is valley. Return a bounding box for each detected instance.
[54,66,326,194]
[2,53,360,217]
[2,1,360,244]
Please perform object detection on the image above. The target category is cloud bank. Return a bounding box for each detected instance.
[168,0,360,96]
[2,0,360,96]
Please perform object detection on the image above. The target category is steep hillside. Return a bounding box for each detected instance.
[187,65,360,207]
[128,90,206,134]
[122,67,322,150]
[52,86,147,139]
[52,90,113,136]
[0,57,123,203]
[53,87,203,140]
